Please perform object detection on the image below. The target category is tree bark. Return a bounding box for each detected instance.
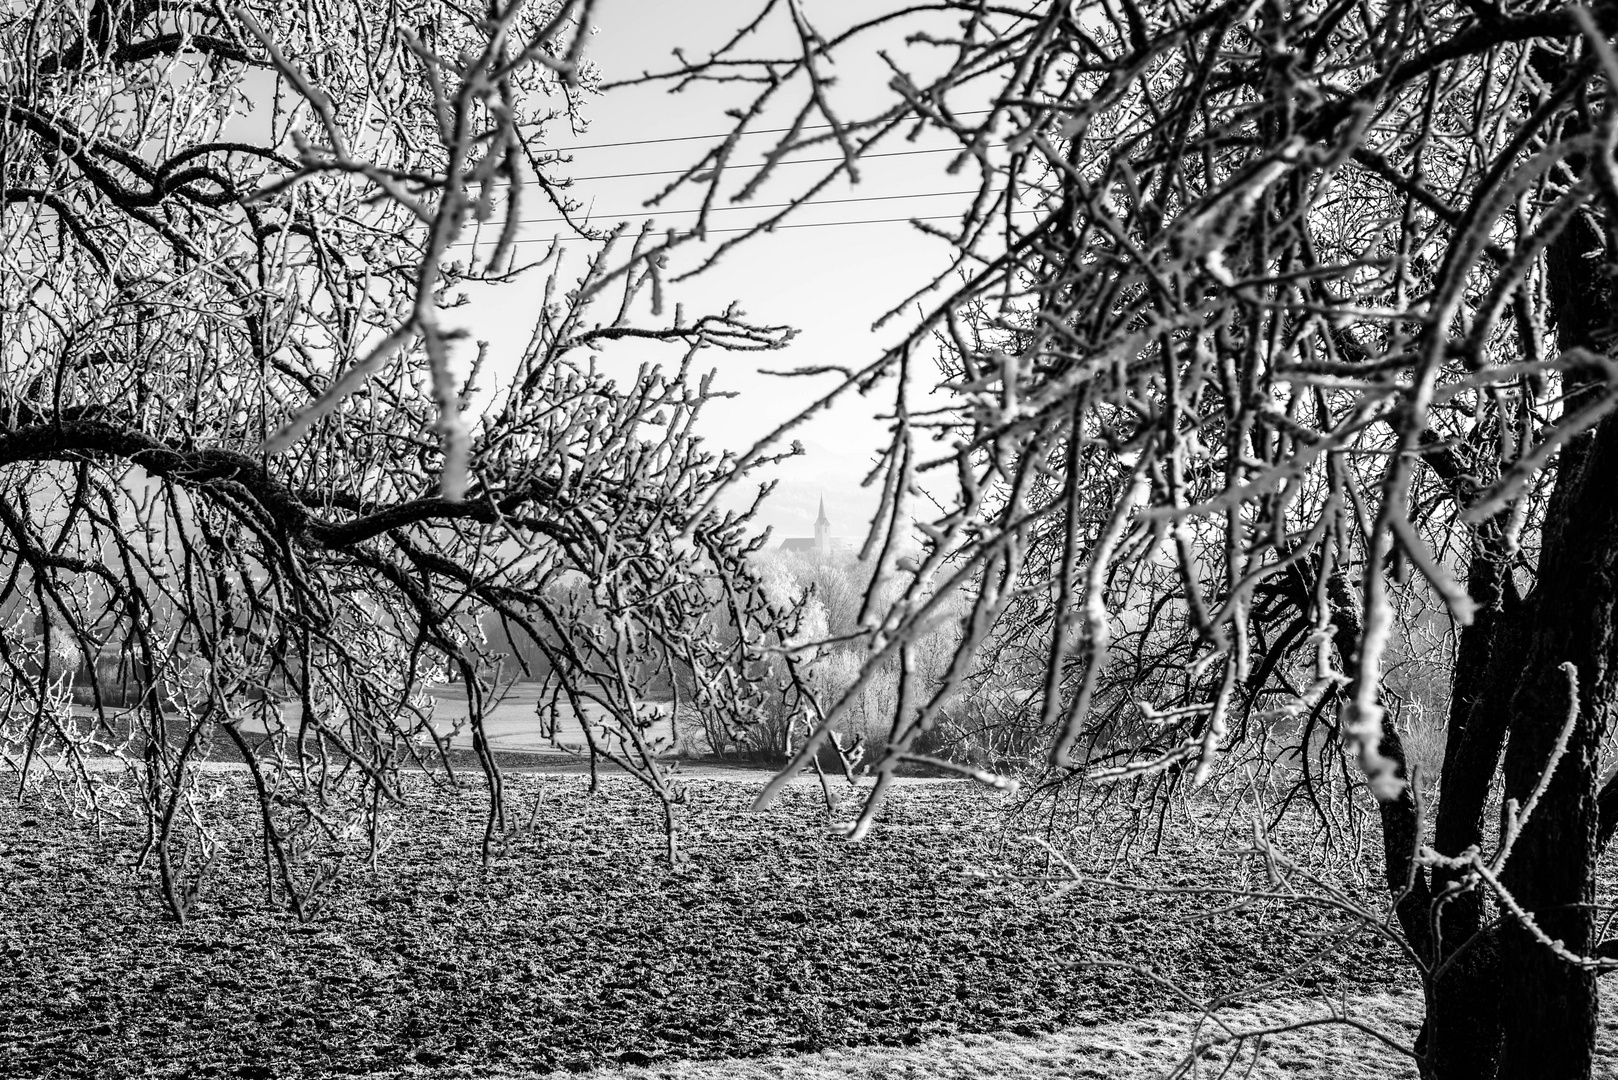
[1495,440,1613,1078]
[1312,565,1507,1080]
[1490,166,1618,1080]
[1417,518,1519,1078]
[1418,927,1503,1080]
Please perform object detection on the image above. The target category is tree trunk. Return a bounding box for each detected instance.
[1489,164,1618,1080]
[1492,414,1618,1079]
[1414,98,1618,1074]
[1418,928,1503,1080]
[1414,442,1614,1080]
[1417,520,1518,1078]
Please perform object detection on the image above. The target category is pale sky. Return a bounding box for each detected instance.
[449,1,1007,547]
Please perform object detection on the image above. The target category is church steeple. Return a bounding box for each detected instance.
[814,495,831,554]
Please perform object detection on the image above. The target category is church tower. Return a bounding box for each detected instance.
[814,495,831,555]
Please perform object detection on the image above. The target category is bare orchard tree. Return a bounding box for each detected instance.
[0,0,800,920]
[631,1,1618,1077]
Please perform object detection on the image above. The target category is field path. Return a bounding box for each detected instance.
[484,991,1427,1079]
[506,988,1618,1080]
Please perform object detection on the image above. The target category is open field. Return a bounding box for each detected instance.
[64,681,676,760]
[419,685,675,754]
[0,770,1528,1079]
[210,683,675,756]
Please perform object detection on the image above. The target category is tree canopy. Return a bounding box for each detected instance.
[0,0,805,914]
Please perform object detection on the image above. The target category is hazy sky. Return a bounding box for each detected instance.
[450,1,1005,546]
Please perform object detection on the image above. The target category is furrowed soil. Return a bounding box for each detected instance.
[0,770,1412,1079]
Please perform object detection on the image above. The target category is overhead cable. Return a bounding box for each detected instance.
[449,208,1042,247]
[550,110,997,151]
[498,189,990,227]
[567,143,1008,184]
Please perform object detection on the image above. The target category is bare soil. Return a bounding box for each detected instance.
[0,771,1409,1079]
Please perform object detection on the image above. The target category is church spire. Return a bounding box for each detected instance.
[814,494,831,554]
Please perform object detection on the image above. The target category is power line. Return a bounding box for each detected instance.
[449,208,1041,247]
[569,143,1006,184]
[552,110,997,152]
[496,189,989,227]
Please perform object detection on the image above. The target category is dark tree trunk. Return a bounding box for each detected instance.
[1412,454,1615,1080]
[1495,441,1616,1078]
[1417,519,1518,1078]
[1409,92,1618,1072]
[1314,558,1508,1079]
[1489,177,1618,1080]
[1418,928,1503,1080]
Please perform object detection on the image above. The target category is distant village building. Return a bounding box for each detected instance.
[779,496,839,555]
